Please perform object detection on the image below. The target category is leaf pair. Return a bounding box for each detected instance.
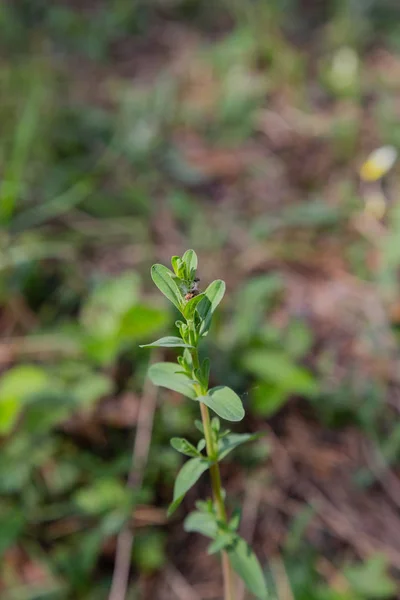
[168,434,262,516]
[171,249,198,280]
[148,363,244,422]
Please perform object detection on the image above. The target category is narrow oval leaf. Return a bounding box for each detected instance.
[148,363,196,399]
[168,458,209,516]
[140,336,193,348]
[194,420,204,434]
[182,348,193,370]
[184,510,218,539]
[208,533,233,555]
[218,433,264,461]
[197,280,226,335]
[197,439,206,452]
[170,437,200,457]
[171,256,181,276]
[184,292,205,320]
[173,458,209,500]
[228,536,268,600]
[228,509,241,532]
[182,249,198,275]
[201,358,210,388]
[151,264,183,312]
[198,386,244,422]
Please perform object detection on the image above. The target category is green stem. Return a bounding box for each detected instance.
[190,347,235,600]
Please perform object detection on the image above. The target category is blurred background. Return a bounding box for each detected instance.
[1,0,400,598]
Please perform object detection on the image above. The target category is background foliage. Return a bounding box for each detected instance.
[1,1,400,598]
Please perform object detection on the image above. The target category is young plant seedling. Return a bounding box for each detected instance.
[141,250,268,600]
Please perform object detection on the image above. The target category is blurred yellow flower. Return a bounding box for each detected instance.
[360,145,397,182]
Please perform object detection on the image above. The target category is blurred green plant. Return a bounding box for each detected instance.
[281,509,396,600]
[241,321,317,417]
[0,266,172,598]
[344,554,396,599]
[80,272,169,365]
[0,1,398,597]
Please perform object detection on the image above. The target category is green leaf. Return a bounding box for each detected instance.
[151,264,183,312]
[0,365,50,434]
[74,479,132,515]
[285,320,313,359]
[184,292,206,320]
[0,508,25,556]
[228,536,268,599]
[82,333,120,366]
[71,373,113,409]
[194,420,204,434]
[171,255,182,276]
[344,554,396,599]
[197,439,206,452]
[251,382,289,417]
[231,274,283,344]
[228,509,241,532]
[0,74,44,225]
[208,533,234,554]
[170,437,201,457]
[22,390,78,434]
[133,530,167,574]
[182,249,198,277]
[84,303,168,365]
[148,363,197,399]
[184,510,218,539]
[0,365,49,403]
[242,350,318,396]
[168,457,210,516]
[119,305,169,340]
[81,273,140,336]
[211,417,221,433]
[201,358,210,388]
[197,280,226,335]
[218,433,262,461]
[182,348,193,370]
[195,498,214,513]
[198,386,244,422]
[140,336,193,349]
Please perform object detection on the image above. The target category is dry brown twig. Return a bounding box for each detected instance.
[165,564,202,600]
[108,352,160,600]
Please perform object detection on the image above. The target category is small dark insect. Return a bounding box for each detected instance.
[185,278,200,301]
